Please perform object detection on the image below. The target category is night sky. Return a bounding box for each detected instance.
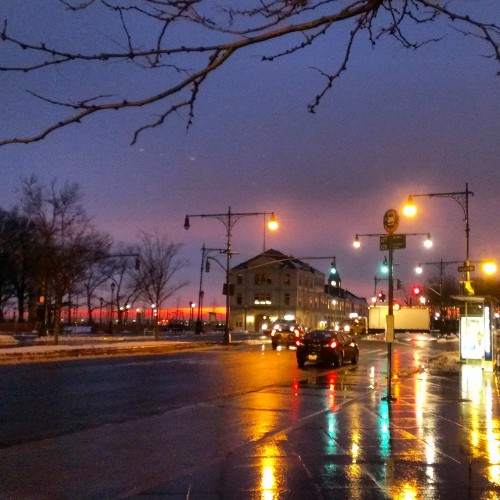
[1,1,499,312]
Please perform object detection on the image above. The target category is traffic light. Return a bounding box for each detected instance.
[377,291,386,302]
[135,257,140,270]
[396,279,402,290]
[460,280,474,295]
[380,258,389,274]
[411,285,422,296]
[330,260,337,275]
[205,260,210,272]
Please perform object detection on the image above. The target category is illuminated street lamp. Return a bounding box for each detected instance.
[184,207,278,344]
[264,212,279,251]
[483,261,497,275]
[403,183,474,293]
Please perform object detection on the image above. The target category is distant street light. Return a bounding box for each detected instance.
[195,244,225,335]
[184,207,278,344]
[189,301,195,326]
[109,282,115,335]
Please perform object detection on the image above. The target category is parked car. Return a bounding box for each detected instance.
[295,329,359,368]
[270,320,304,350]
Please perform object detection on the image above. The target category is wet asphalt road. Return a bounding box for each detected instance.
[0,335,499,499]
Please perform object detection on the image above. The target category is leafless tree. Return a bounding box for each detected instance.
[80,234,114,324]
[104,244,142,326]
[0,1,498,146]
[134,231,189,339]
[20,176,110,343]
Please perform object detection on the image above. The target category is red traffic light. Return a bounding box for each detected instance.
[412,285,422,296]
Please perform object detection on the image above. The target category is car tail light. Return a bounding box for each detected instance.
[295,339,304,347]
[328,340,338,349]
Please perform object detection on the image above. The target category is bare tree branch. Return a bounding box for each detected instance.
[0,0,498,146]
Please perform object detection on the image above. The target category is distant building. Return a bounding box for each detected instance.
[229,249,368,332]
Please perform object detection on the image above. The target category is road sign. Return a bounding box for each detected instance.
[380,234,406,250]
[458,265,475,272]
[383,209,399,234]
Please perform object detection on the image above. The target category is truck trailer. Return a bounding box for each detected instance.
[368,306,431,333]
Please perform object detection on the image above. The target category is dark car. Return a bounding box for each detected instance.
[270,320,304,350]
[295,329,359,368]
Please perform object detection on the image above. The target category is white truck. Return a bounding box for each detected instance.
[368,306,430,333]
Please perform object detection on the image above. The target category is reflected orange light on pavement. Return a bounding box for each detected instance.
[393,480,418,500]
[260,453,277,500]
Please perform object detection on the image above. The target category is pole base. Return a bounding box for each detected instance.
[382,395,397,403]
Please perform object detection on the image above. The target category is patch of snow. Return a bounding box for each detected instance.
[0,335,18,346]
[427,351,461,373]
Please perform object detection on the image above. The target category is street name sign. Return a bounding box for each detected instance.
[380,234,406,251]
[458,265,475,272]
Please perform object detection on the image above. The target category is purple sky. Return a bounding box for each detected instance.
[1,1,499,311]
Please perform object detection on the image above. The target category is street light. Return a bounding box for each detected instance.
[403,183,474,292]
[184,207,278,344]
[109,282,115,335]
[263,212,278,252]
[189,301,195,326]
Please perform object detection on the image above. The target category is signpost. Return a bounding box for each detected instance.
[354,213,431,403]
[383,209,399,234]
[382,209,398,402]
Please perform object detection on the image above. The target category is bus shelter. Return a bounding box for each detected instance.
[453,295,498,371]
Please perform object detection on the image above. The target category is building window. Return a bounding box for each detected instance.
[237,274,243,285]
[236,293,242,305]
[284,293,290,306]
[254,293,271,305]
[284,274,291,285]
[255,273,272,285]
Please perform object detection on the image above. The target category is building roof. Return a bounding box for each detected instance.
[231,249,322,274]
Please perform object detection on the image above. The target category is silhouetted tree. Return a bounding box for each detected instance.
[20,176,111,343]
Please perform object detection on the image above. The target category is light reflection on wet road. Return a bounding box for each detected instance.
[0,337,498,498]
